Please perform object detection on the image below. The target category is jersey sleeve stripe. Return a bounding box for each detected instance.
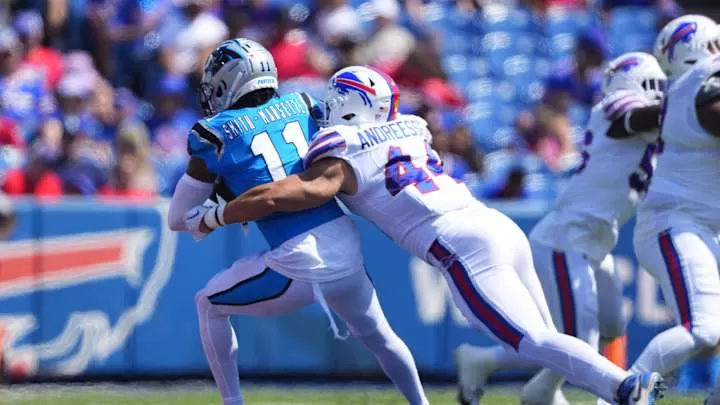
[603,94,646,113]
[605,99,646,121]
[193,122,223,154]
[311,130,342,144]
[304,137,347,165]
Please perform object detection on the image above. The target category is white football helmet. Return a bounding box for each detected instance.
[198,38,278,117]
[654,14,720,80]
[322,66,400,127]
[602,52,667,100]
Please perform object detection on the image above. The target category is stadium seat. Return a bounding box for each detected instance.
[481,4,532,33]
[548,33,576,61]
[446,8,477,33]
[444,54,476,87]
[464,78,495,102]
[500,55,545,104]
[544,7,590,36]
[442,32,472,55]
[609,6,657,35]
[469,57,492,77]
[489,125,516,149]
[610,33,656,56]
[515,80,546,105]
[481,32,538,75]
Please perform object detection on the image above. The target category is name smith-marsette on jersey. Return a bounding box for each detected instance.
[219,96,308,140]
[357,118,427,150]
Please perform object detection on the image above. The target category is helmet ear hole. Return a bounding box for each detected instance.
[216,86,224,98]
[342,113,356,121]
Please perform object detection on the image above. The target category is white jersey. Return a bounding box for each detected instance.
[530,90,659,261]
[303,114,477,258]
[636,55,720,237]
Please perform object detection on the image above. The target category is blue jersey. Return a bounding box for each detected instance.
[187,92,344,248]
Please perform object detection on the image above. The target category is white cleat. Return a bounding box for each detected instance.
[454,344,497,405]
[520,369,569,405]
[596,398,612,405]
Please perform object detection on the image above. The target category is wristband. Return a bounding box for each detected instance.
[203,204,226,230]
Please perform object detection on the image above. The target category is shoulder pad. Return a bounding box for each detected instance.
[303,126,351,167]
[600,90,651,121]
[696,72,720,108]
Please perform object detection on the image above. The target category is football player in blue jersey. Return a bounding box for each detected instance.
[167,39,428,405]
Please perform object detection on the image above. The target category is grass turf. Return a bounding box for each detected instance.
[0,385,706,405]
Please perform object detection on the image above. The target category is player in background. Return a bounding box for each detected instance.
[168,39,428,405]
[452,53,667,405]
[625,14,720,405]
[193,65,666,405]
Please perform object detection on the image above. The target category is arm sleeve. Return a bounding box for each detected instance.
[168,173,214,231]
[186,121,223,175]
[303,128,349,168]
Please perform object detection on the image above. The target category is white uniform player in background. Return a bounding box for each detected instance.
[627,14,720,405]
[199,66,667,405]
[453,52,667,405]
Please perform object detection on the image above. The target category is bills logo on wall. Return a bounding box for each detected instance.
[0,203,176,377]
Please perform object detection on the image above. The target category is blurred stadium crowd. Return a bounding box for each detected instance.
[0,0,682,200]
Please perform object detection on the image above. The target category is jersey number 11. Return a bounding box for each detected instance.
[250,121,308,181]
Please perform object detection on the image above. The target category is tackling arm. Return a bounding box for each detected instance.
[218,158,357,226]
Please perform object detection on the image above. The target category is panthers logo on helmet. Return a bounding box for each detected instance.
[0,203,176,377]
[332,71,376,107]
[662,22,698,62]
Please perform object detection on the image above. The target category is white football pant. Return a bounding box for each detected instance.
[631,227,720,376]
[195,254,428,405]
[426,206,630,402]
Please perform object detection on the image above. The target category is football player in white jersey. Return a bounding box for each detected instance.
[452,52,667,405]
[625,14,720,404]
[197,65,666,405]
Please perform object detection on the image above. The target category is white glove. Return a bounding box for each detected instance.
[184,200,219,241]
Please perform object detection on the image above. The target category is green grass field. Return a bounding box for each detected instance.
[0,385,706,405]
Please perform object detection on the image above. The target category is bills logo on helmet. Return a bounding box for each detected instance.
[0,204,176,377]
[611,57,640,73]
[662,22,698,62]
[333,71,375,106]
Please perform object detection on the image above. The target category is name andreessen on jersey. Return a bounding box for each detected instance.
[221,97,307,139]
[358,119,426,150]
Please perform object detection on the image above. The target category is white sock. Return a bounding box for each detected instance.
[630,325,703,375]
[197,294,244,405]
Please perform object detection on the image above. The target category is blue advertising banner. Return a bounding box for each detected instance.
[0,200,674,379]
